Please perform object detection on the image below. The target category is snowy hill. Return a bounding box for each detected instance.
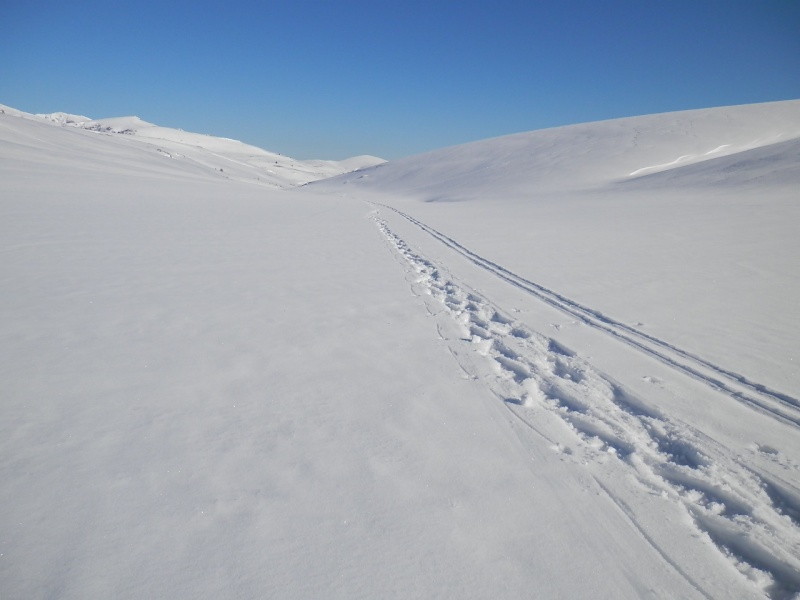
[2,100,800,600]
[318,100,800,197]
[13,106,384,188]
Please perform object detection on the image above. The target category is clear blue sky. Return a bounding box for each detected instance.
[2,0,798,159]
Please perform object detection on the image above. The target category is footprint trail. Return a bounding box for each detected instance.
[374,214,800,600]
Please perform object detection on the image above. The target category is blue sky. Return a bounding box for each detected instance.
[2,1,798,159]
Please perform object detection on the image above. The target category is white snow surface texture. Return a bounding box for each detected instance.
[2,101,800,599]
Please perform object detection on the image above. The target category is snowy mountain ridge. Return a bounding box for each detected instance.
[0,104,384,188]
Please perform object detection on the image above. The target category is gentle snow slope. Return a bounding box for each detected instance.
[2,101,800,599]
[325,100,800,196]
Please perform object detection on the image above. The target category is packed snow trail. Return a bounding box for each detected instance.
[373,203,800,429]
[372,213,800,599]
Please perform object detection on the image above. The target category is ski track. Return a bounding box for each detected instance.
[372,214,800,599]
[375,203,800,429]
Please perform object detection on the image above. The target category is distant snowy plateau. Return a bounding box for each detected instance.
[2,101,799,599]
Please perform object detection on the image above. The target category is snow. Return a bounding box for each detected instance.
[28,108,385,188]
[311,100,800,398]
[2,101,799,599]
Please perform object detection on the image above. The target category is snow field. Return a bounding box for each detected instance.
[3,100,800,599]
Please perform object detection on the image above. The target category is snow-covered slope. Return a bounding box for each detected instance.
[26,107,384,188]
[2,101,800,600]
[311,100,800,398]
[321,100,800,198]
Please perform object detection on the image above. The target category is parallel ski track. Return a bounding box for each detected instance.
[372,212,800,598]
[376,203,800,428]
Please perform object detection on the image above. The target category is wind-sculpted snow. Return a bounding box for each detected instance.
[628,144,734,176]
[619,137,800,189]
[374,213,800,598]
